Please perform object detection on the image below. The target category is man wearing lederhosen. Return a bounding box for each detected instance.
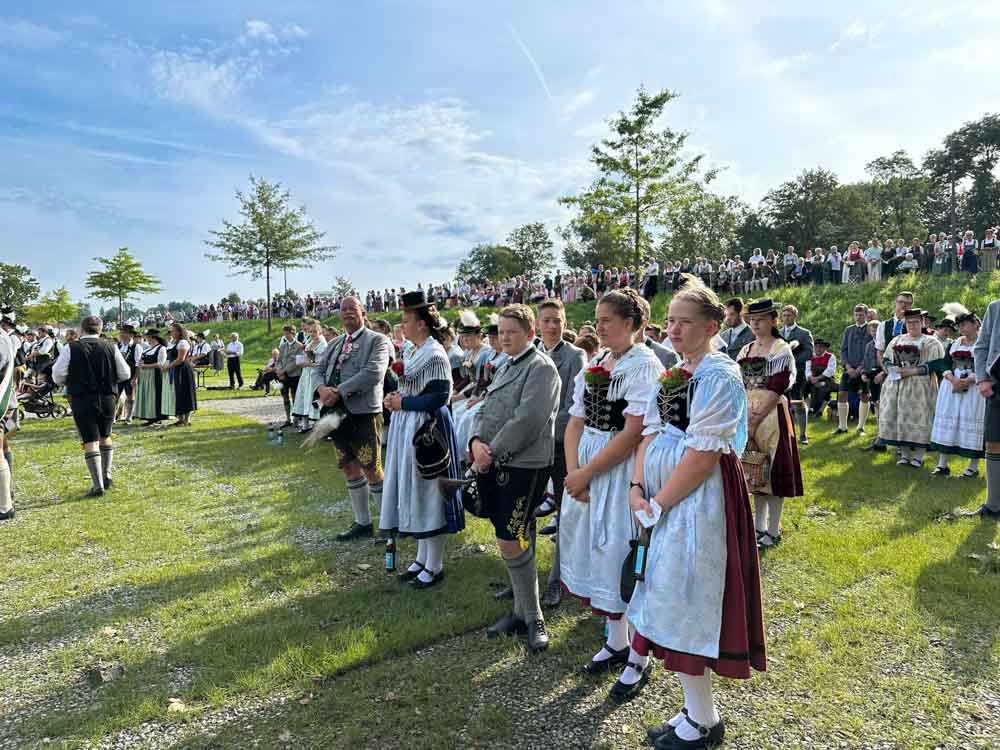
[315,297,391,540]
[780,304,814,445]
[52,316,131,497]
[116,324,143,424]
[275,324,304,427]
[467,304,560,652]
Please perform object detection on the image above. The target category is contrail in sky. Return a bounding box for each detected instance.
[507,23,553,102]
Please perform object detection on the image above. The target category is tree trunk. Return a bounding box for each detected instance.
[119,295,124,326]
[634,184,641,267]
[949,180,956,234]
[265,260,272,334]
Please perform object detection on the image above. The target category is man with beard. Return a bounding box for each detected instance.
[315,297,391,540]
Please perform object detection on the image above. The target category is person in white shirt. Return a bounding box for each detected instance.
[52,316,131,496]
[225,333,245,389]
[115,324,144,424]
[749,248,765,266]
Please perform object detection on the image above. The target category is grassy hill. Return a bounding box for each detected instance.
[187,273,997,365]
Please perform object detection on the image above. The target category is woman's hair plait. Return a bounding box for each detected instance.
[672,276,725,323]
[598,287,649,331]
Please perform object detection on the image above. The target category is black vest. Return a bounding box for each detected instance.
[121,341,138,377]
[66,338,119,397]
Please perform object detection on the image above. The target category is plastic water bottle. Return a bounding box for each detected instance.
[266,426,276,445]
[385,538,397,572]
[276,429,285,447]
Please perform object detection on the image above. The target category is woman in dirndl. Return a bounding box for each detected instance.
[930,307,985,477]
[164,324,198,426]
[737,299,804,549]
[380,290,464,589]
[134,329,168,426]
[626,279,765,749]
[560,288,662,679]
[290,317,327,433]
[879,309,946,467]
[455,316,507,460]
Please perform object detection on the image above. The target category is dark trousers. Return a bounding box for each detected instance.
[551,441,568,506]
[806,377,834,415]
[280,375,300,410]
[227,357,243,387]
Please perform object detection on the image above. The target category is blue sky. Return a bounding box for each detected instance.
[2,0,997,308]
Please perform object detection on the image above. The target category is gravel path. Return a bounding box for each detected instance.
[202,396,285,425]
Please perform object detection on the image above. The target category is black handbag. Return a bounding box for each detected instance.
[413,414,451,479]
[620,525,651,603]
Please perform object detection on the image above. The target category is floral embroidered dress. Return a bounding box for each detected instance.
[878,334,946,449]
[380,337,465,537]
[929,341,985,458]
[559,344,661,616]
[627,353,766,678]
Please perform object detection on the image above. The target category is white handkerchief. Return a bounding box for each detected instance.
[888,371,902,381]
[637,500,662,529]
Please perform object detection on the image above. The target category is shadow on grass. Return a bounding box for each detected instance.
[913,518,1000,681]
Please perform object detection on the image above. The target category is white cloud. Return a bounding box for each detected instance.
[150,50,261,114]
[242,19,276,44]
[281,23,309,40]
[0,17,63,49]
[844,20,868,39]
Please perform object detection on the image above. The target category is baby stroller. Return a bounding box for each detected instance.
[16,379,68,420]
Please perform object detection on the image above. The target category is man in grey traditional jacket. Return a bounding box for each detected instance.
[316,297,392,539]
[780,304,814,443]
[721,298,754,360]
[468,304,560,651]
[275,324,304,427]
[973,299,1000,519]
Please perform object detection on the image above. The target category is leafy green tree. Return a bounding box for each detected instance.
[85,247,162,324]
[864,151,929,239]
[226,292,242,305]
[206,176,337,333]
[0,263,41,311]
[661,187,742,262]
[505,223,555,280]
[735,206,779,256]
[456,244,520,283]
[562,87,712,266]
[558,212,632,271]
[763,168,842,250]
[24,287,78,325]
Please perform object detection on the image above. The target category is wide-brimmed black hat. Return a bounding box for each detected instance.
[119,323,137,335]
[746,298,777,316]
[955,311,979,326]
[401,290,433,310]
[485,313,500,336]
[936,316,957,330]
[144,328,167,344]
[903,309,923,319]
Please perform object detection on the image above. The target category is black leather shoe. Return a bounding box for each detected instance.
[0,508,14,521]
[609,661,652,702]
[486,613,527,639]
[527,618,549,652]
[538,517,559,536]
[397,562,425,582]
[410,569,445,589]
[103,477,113,489]
[541,578,562,609]
[85,487,105,498]
[494,585,514,601]
[647,709,687,744]
[654,717,725,749]
[582,643,630,675]
[336,522,373,541]
[930,466,951,476]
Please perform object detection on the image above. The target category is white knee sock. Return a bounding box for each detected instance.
[858,400,870,429]
[767,497,784,537]
[675,669,721,740]
[968,457,980,473]
[417,535,444,582]
[837,402,849,430]
[0,458,12,513]
[410,540,427,572]
[754,495,769,533]
[911,447,926,463]
[937,454,949,469]
[594,617,630,661]
[618,645,650,685]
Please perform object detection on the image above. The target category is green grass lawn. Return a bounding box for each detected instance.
[188,273,999,365]
[1,408,998,749]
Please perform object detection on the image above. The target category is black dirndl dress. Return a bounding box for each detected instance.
[169,345,198,415]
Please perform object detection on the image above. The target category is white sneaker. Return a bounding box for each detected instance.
[896,458,909,466]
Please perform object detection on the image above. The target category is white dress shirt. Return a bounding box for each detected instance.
[52,334,131,386]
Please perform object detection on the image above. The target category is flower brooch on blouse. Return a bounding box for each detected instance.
[583,366,611,387]
[658,367,692,394]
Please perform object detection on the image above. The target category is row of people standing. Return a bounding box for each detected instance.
[127,324,198,427]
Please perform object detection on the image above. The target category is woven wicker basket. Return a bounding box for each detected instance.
[741,439,771,493]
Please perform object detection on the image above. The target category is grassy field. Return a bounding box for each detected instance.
[187,273,998,366]
[1,402,997,749]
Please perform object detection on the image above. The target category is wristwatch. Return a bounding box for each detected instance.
[629,481,645,497]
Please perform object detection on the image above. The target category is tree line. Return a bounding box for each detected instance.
[454,88,1000,281]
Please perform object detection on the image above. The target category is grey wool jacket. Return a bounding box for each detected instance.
[472,346,561,469]
[974,299,1000,383]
